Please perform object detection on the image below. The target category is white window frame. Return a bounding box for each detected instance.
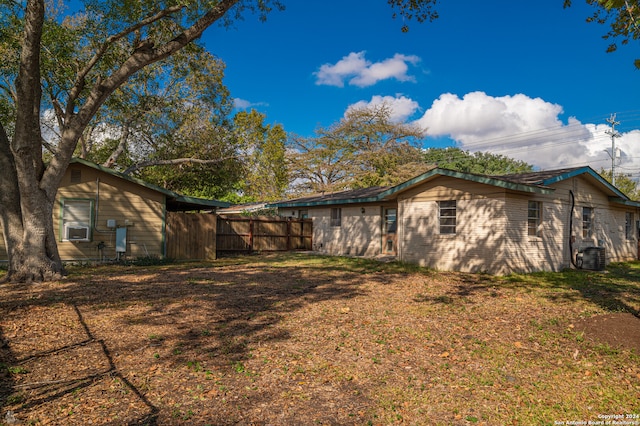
[438,200,456,235]
[384,208,397,234]
[528,201,542,237]
[625,212,634,240]
[61,199,93,242]
[330,208,342,227]
[582,207,593,239]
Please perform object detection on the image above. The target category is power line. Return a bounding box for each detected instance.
[421,110,640,171]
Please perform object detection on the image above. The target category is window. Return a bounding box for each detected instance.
[528,201,542,237]
[330,208,341,227]
[439,200,456,234]
[625,212,634,240]
[384,208,397,234]
[582,207,593,238]
[61,199,93,241]
[299,210,309,219]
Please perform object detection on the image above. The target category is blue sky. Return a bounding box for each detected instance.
[203,1,640,174]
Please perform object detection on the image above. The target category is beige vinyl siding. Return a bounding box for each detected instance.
[503,193,568,273]
[502,176,637,272]
[397,175,638,274]
[397,177,509,273]
[549,176,637,265]
[309,204,385,257]
[0,164,166,262]
[54,165,165,261]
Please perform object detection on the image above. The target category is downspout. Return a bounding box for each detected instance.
[569,190,578,268]
[94,178,117,261]
[162,196,167,258]
[94,178,115,235]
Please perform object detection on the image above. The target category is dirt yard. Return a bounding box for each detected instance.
[1,253,639,425]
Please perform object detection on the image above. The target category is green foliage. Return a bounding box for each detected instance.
[423,147,534,175]
[566,0,640,68]
[598,168,640,200]
[233,110,288,202]
[288,103,428,194]
[126,255,173,266]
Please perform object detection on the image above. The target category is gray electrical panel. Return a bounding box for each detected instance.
[116,227,127,253]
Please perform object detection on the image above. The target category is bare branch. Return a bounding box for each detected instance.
[103,123,130,168]
[122,155,241,175]
[41,136,58,155]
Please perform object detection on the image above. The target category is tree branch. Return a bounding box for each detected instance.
[44,0,240,194]
[103,123,130,168]
[66,4,185,113]
[122,156,240,175]
[13,0,44,156]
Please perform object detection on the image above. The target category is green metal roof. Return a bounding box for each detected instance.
[70,158,231,210]
[268,166,639,208]
[499,166,631,201]
[376,168,555,199]
[269,168,554,208]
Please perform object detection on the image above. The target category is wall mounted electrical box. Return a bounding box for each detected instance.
[107,219,116,228]
[116,227,127,253]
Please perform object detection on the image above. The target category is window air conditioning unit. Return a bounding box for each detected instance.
[64,224,90,242]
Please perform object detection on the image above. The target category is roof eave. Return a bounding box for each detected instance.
[541,166,630,200]
[268,196,383,209]
[609,197,640,208]
[171,195,231,209]
[378,168,554,198]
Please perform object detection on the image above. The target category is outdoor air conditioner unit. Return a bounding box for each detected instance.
[577,246,606,271]
[64,224,90,242]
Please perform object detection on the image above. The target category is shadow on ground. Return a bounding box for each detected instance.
[0,256,373,424]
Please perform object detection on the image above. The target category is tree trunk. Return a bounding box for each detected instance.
[1,0,64,282]
[0,125,24,281]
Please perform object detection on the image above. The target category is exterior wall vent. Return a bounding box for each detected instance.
[70,169,82,183]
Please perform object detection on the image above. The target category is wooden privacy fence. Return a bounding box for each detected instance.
[217,215,312,253]
[166,213,312,260]
[166,212,218,260]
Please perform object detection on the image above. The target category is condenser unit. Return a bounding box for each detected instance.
[577,247,605,271]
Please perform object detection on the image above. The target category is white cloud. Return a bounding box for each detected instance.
[347,95,420,123]
[234,98,268,109]
[315,52,420,88]
[414,91,626,171]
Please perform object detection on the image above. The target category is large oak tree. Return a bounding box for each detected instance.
[288,104,428,195]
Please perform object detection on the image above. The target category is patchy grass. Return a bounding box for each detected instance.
[0,253,639,425]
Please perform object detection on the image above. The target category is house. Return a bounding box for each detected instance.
[269,167,640,274]
[0,158,230,262]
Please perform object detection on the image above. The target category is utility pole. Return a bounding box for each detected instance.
[606,113,621,186]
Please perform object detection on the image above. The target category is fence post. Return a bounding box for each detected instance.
[249,218,254,253]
